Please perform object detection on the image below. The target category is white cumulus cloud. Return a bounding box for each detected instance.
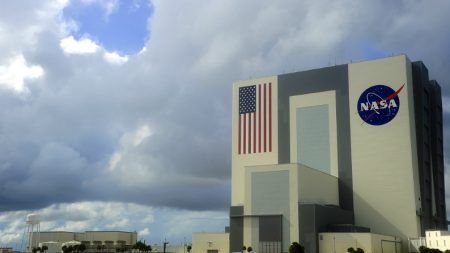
[103,51,129,64]
[0,54,44,93]
[139,228,150,237]
[60,36,100,55]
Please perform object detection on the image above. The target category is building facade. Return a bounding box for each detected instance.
[230,55,447,253]
[409,230,450,252]
[424,230,450,251]
[318,232,402,253]
[192,233,229,253]
[31,231,137,253]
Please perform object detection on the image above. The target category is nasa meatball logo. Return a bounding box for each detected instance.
[357,84,405,125]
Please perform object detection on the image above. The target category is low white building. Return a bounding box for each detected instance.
[152,244,187,253]
[425,230,450,252]
[409,230,450,252]
[39,242,61,253]
[192,233,229,253]
[31,231,137,253]
[318,232,401,253]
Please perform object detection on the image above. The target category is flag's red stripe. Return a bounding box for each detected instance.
[238,114,241,155]
[269,82,272,152]
[258,84,261,153]
[253,111,256,153]
[248,113,251,154]
[243,113,246,154]
[264,83,267,152]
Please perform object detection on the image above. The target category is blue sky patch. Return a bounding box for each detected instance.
[360,43,389,60]
[63,0,152,55]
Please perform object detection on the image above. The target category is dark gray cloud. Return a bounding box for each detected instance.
[0,0,449,225]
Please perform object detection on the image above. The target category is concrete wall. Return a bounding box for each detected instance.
[245,164,297,253]
[318,232,401,253]
[348,55,422,248]
[289,91,338,177]
[425,230,450,251]
[32,231,137,247]
[232,76,279,207]
[243,164,339,253]
[298,164,339,206]
[80,231,137,245]
[192,233,229,253]
[39,242,61,253]
[298,204,354,253]
[152,245,187,253]
[32,232,75,246]
[277,64,353,211]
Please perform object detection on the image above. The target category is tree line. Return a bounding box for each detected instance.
[54,240,192,253]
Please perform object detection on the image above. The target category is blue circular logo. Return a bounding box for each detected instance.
[357,84,403,125]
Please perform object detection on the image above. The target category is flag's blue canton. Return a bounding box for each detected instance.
[239,85,256,114]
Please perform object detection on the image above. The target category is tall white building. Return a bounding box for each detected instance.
[229,55,447,253]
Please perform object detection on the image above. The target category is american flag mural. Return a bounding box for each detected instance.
[238,83,272,154]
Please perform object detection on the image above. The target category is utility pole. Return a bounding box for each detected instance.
[163,240,169,253]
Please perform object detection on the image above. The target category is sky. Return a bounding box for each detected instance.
[0,0,450,249]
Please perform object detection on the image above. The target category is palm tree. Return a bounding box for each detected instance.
[289,242,304,253]
[347,247,364,253]
[133,241,147,253]
[79,244,87,253]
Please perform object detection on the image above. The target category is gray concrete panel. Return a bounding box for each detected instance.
[230,206,244,252]
[259,216,282,242]
[252,171,290,215]
[278,65,353,211]
[296,105,330,173]
[298,204,354,253]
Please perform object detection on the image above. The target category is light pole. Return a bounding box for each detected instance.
[163,240,169,253]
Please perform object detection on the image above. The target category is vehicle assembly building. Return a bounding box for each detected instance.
[229,55,447,253]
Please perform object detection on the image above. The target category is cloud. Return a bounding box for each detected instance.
[60,36,100,54]
[108,125,151,171]
[0,54,44,93]
[443,97,450,114]
[103,51,129,64]
[139,228,150,237]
